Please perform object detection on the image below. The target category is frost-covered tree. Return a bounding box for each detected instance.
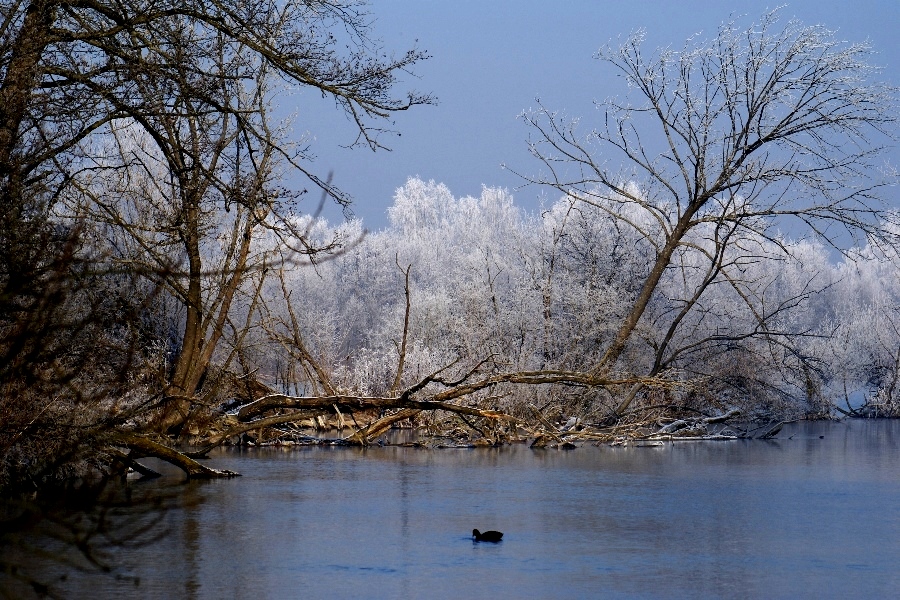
[514,9,896,414]
[269,179,543,399]
[266,173,900,426]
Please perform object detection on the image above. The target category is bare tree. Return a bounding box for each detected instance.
[0,0,431,329]
[0,0,431,483]
[73,18,319,435]
[0,0,430,192]
[513,9,897,413]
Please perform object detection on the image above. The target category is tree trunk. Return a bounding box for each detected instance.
[119,433,240,479]
[0,0,54,180]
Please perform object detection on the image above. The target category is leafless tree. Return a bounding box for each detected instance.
[0,3,432,592]
[0,0,431,481]
[513,9,897,413]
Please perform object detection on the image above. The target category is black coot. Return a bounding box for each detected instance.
[472,529,503,542]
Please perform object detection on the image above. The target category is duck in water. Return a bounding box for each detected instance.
[472,529,503,543]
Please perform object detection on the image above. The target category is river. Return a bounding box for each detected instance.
[24,419,900,598]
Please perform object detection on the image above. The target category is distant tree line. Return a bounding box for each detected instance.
[249,10,898,432]
[274,176,900,424]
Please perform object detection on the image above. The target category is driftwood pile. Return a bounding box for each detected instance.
[198,401,789,452]
[114,376,793,481]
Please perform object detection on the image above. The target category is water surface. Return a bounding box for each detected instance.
[42,420,900,598]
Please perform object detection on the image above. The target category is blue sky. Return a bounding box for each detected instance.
[291,1,900,229]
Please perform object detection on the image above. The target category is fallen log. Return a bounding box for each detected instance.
[526,404,566,443]
[530,435,577,449]
[188,410,327,457]
[107,448,162,479]
[645,434,738,442]
[646,409,743,440]
[345,408,422,445]
[758,421,784,439]
[704,409,741,424]
[231,388,525,447]
[236,393,520,424]
[118,433,240,479]
[657,419,690,434]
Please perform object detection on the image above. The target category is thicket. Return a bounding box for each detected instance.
[269,177,900,425]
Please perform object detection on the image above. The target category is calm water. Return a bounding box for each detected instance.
[33,420,900,598]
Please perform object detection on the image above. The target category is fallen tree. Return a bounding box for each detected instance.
[116,434,240,479]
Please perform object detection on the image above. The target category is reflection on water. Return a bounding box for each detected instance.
[33,420,900,598]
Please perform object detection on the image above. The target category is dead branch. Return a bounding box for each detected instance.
[117,434,240,479]
[345,408,422,445]
[224,364,679,449]
[390,257,412,395]
[106,448,162,479]
[187,411,328,457]
[237,393,520,424]
[527,404,564,442]
[642,408,743,440]
[758,421,784,439]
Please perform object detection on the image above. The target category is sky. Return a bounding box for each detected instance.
[288,0,900,229]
